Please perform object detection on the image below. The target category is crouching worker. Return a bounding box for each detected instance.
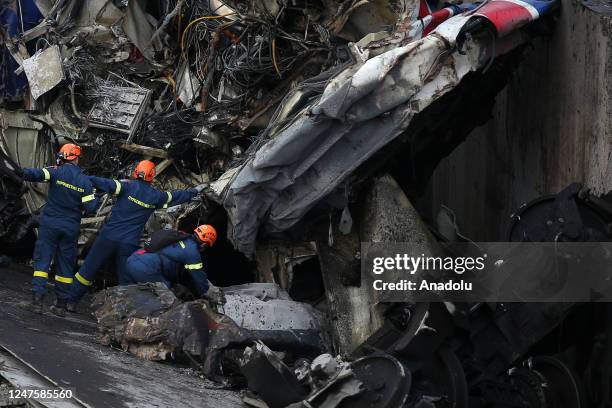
[22,143,97,315]
[124,225,222,301]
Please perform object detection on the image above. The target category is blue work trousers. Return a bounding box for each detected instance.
[123,252,171,288]
[32,222,79,300]
[69,235,139,302]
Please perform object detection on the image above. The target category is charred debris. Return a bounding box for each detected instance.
[3,0,611,408]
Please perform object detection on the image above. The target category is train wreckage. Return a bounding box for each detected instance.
[1,0,612,407]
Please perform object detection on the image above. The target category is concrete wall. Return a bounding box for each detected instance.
[422,0,612,240]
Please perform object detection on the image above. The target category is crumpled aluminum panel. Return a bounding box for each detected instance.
[219,293,325,331]
[21,45,64,100]
[221,19,484,256]
[220,0,558,256]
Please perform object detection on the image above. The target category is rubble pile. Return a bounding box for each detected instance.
[93,282,328,380]
[7,1,607,407]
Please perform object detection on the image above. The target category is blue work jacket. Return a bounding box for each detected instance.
[23,163,97,228]
[90,177,198,244]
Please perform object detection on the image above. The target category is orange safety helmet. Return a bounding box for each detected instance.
[58,143,81,161]
[132,160,156,182]
[195,224,217,247]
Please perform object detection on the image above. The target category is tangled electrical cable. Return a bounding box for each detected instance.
[166,0,336,125]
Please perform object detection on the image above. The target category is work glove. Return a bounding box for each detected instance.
[194,183,207,193]
[203,285,226,306]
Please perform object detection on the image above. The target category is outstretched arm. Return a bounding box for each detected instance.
[89,176,125,196]
[22,167,56,183]
[158,188,198,209]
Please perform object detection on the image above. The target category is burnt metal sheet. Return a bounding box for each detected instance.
[219,0,558,256]
[21,45,65,100]
[0,109,52,214]
[219,292,325,331]
[240,341,308,408]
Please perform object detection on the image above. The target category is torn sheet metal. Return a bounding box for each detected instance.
[21,45,64,100]
[220,2,557,255]
[240,341,308,408]
[208,167,240,200]
[0,109,52,214]
[219,291,324,331]
[254,242,318,291]
[218,28,486,255]
[0,0,43,100]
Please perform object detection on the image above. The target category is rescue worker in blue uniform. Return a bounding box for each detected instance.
[21,143,97,315]
[124,225,218,299]
[69,160,205,305]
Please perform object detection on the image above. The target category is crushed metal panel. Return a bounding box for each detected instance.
[222,31,482,255]
[219,291,324,331]
[21,45,65,100]
[254,242,318,291]
[336,0,399,41]
[75,0,125,27]
[240,341,308,408]
[0,110,51,213]
[88,85,151,140]
[219,0,555,255]
[34,0,53,15]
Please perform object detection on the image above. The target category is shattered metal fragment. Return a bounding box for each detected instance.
[21,45,64,100]
[240,341,308,408]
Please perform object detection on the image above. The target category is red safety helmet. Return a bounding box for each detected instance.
[194,224,217,247]
[58,143,81,161]
[132,160,156,182]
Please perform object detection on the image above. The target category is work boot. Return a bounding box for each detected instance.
[65,302,77,314]
[30,293,44,314]
[50,298,67,317]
